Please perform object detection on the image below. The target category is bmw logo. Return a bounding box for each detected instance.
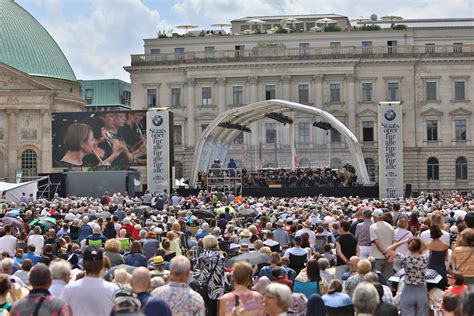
[384,109,396,121]
[152,115,163,127]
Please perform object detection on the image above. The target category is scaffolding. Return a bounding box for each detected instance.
[206,168,242,195]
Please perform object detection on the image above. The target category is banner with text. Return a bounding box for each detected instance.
[146,110,174,194]
[378,102,403,199]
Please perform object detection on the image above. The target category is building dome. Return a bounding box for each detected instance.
[0,0,77,82]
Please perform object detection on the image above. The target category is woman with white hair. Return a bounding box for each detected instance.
[263,283,293,316]
[352,282,380,315]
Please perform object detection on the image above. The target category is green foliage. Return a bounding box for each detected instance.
[393,24,408,30]
[275,26,288,33]
[356,24,381,31]
[157,29,173,38]
[324,25,342,32]
[199,30,206,37]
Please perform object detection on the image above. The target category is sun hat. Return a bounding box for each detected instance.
[240,229,252,238]
[153,256,164,266]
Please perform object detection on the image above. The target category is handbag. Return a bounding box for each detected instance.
[195,256,219,300]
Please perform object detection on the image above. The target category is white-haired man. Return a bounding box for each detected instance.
[49,259,71,297]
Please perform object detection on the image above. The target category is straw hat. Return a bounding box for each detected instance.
[240,229,252,238]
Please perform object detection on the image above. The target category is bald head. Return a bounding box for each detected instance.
[131,267,151,292]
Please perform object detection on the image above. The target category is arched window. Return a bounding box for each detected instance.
[455,156,468,180]
[427,157,439,181]
[174,161,184,179]
[21,149,38,179]
[299,158,311,168]
[364,158,376,182]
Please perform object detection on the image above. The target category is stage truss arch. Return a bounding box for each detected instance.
[190,99,370,186]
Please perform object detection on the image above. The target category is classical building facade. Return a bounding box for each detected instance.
[0,0,84,181]
[125,15,474,192]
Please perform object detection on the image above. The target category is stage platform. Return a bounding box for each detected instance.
[177,185,379,198]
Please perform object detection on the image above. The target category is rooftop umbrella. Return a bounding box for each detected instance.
[309,26,322,32]
[225,252,271,268]
[380,15,404,22]
[176,24,198,34]
[211,22,231,30]
[315,18,337,25]
[247,19,265,24]
[351,17,370,25]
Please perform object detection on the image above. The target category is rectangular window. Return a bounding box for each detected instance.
[262,24,272,32]
[298,122,310,144]
[202,87,212,106]
[330,83,341,102]
[235,45,245,57]
[265,85,276,100]
[299,43,310,56]
[298,84,309,104]
[175,47,184,55]
[120,90,131,106]
[84,89,93,105]
[330,42,341,54]
[387,82,399,101]
[362,41,373,55]
[362,121,374,142]
[240,25,249,32]
[331,128,341,143]
[453,42,463,53]
[173,125,182,145]
[425,43,435,54]
[426,82,437,101]
[427,120,438,141]
[455,119,467,141]
[266,123,277,144]
[150,48,160,55]
[233,86,244,105]
[171,88,181,107]
[234,132,244,144]
[455,81,465,101]
[204,46,215,57]
[362,83,373,102]
[147,89,156,108]
[295,23,304,31]
[387,40,398,54]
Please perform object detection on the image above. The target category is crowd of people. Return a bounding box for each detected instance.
[0,190,472,315]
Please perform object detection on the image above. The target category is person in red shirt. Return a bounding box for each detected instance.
[122,218,135,236]
[445,272,469,296]
[272,266,293,289]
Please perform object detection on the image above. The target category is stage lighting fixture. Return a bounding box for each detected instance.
[264,112,293,125]
[218,121,251,133]
[312,121,332,130]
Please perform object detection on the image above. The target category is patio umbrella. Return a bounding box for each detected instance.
[216,206,236,215]
[29,217,57,231]
[351,17,370,25]
[0,216,24,234]
[176,24,198,33]
[247,18,265,32]
[315,18,337,25]
[193,209,215,218]
[211,22,231,30]
[380,15,404,22]
[309,26,322,32]
[238,208,258,218]
[225,252,272,268]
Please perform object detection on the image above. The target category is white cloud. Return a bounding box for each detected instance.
[26,0,169,81]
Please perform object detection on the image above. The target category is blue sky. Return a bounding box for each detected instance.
[16,0,474,82]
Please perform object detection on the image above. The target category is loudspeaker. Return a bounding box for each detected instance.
[405,184,412,198]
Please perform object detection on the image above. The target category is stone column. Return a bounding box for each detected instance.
[186,78,196,147]
[282,75,291,101]
[41,110,51,173]
[248,76,259,168]
[7,110,18,178]
[313,75,325,146]
[347,74,356,133]
[217,78,226,114]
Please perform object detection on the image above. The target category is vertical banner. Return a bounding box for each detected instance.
[378,102,403,199]
[147,110,174,194]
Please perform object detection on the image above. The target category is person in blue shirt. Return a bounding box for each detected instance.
[19,193,27,204]
[85,225,107,247]
[195,223,210,241]
[322,279,352,308]
[23,245,41,266]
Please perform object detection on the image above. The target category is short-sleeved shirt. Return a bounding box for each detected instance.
[336,233,358,266]
[396,253,428,285]
[369,221,394,259]
[355,220,372,246]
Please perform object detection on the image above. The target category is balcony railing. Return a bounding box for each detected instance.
[130,44,474,66]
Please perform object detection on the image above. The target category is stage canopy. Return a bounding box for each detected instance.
[190,99,370,186]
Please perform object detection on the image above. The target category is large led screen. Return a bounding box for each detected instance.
[52,111,146,168]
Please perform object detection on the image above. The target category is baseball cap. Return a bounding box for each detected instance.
[372,209,384,217]
[83,246,103,261]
